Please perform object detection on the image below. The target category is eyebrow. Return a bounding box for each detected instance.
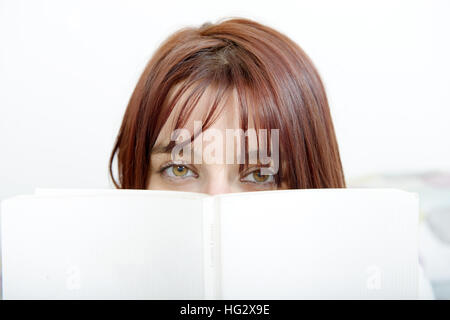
[151,144,173,154]
[151,144,272,166]
[151,143,204,161]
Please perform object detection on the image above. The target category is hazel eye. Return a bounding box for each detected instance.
[241,169,274,184]
[252,170,268,182]
[163,164,197,178]
[173,165,188,176]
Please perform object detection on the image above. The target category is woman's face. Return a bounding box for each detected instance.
[147,86,286,195]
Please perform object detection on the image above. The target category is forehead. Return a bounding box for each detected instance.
[154,84,243,147]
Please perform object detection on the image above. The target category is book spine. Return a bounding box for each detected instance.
[202,197,221,299]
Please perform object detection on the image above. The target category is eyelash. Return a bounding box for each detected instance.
[158,162,277,185]
[239,168,276,185]
[159,162,198,179]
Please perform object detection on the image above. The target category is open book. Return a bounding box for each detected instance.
[1,188,419,299]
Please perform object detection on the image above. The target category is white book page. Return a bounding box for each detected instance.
[34,188,208,199]
[217,188,419,299]
[1,192,206,299]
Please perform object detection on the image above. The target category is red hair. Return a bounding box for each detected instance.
[109,18,346,189]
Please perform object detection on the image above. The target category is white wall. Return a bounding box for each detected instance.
[1,0,449,200]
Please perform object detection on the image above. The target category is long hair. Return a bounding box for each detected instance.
[109,17,346,189]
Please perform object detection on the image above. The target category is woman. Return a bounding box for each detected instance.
[109,17,346,194]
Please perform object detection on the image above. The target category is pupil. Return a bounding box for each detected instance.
[177,166,184,172]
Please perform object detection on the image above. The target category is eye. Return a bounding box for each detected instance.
[241,169,275,184]
[162,164,197,179]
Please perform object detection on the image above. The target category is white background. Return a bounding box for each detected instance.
[1,0,449,200]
